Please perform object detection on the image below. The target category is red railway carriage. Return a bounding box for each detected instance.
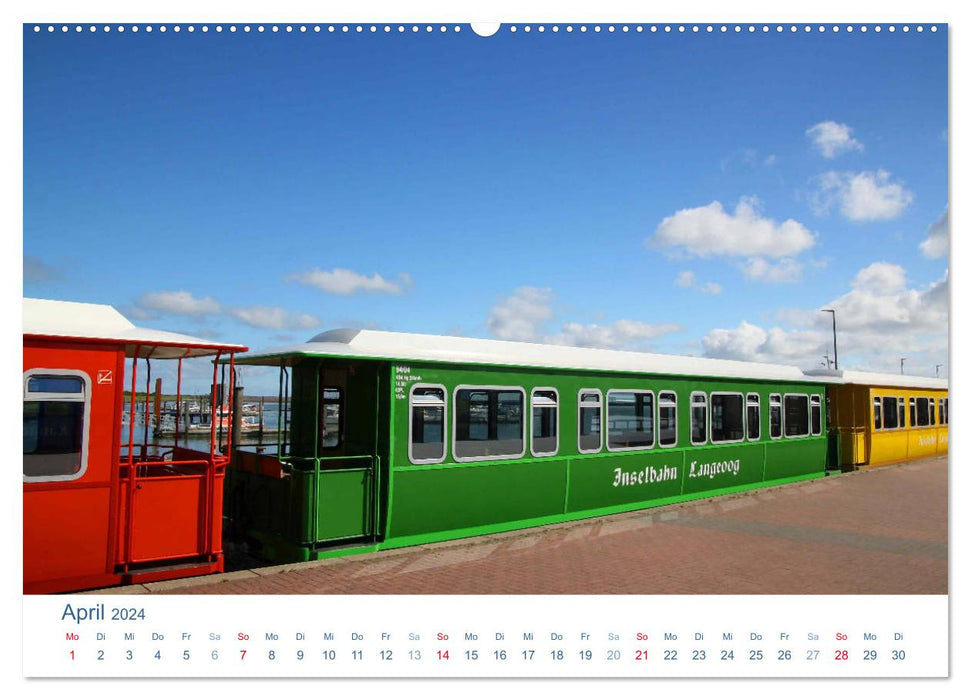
[23,298,246,593]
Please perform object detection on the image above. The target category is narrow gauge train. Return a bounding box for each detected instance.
[22,298,246,593]
[806,369,949,469]
[227,329,841,564]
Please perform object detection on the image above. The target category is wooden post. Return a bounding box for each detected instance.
[258,396,265,441]
[153,378,163,430]
[232,386,244,454]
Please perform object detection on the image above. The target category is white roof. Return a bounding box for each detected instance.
[236,328,818,383]
[23,298,246,359]
[804,368,948,391]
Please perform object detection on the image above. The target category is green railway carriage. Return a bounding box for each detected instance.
[226,330,830,563]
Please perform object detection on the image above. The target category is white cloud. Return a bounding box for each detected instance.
[651,197,816,259]
[486,286,681,349]
[137,290,221,317]
[741,257,803,284]
[486,286,555,342]
[811,170,914,221]
[806,121,864,158]
[287,267,411,295]
[229,306,321,330]
[675,271,696,288]
[701,263,948,372]
[675,270,722,294]
[920,207,949,258]
[546,320,683,349]
[850,261,907,295]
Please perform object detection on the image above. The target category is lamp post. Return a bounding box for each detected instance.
[821,309,838,370]
[900,358,906,374]
[936,364,942,378]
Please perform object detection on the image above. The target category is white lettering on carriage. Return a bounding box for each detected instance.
[611,465,679,487]
[688,459,741,479]
[393,366,423,400]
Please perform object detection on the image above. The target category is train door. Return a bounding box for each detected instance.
[311,363,381,544]
[23,342,123,593]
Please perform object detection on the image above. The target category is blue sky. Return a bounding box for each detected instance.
[23,22,948,394]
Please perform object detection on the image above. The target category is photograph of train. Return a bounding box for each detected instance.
[23,298,948,592]
[23,20,947,596]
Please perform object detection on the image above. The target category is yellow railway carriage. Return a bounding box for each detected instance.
[807,370,948,470]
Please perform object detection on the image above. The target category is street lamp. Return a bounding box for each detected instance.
[821,309,838,370]
[936,364,943,378]
[900,358,906,374]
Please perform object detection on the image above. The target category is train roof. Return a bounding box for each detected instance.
[803,368,948,391]
[22,298,247,359]
[235,328,823,383]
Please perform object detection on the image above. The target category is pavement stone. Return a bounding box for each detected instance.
[120,456,945,596]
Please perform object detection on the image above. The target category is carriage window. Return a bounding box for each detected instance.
[658,391,677,447]
[607,390,654,450]
[769,394,782,439]
[944,398,949,425]
[320,387,343,449]
[873,397,882,430]
[929,398,936,426]
[916,397,930,427]
[690,392,708,445]
[811,395,822,435]
[881,396,898,430]
[746,393,760,441]
[784,395,810,437]
[578,390,602,453]
[939,398,945,425]
[454,387,524,460]
[898,397,906,429]
[909,397,916,427]
[711,393,744,443]
[531,389,558,457]
[410,386,446,463]
[23,371,89,480]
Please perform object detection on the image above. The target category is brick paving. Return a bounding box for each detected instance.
[99,455,947,596]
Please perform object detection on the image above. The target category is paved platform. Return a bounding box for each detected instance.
[100,456,948,596]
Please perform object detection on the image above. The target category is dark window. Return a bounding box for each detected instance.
[410,386,445,463]
[939,398,945,425]
[784,395,810,437]
[898,398,906,429]
[658,391,677,447]
[27,376,84,393]
[916,397,930,427]
[607,391,654,449]
[873,397,883,430]
[578,391,602,453]
[944,398,949,425]
[770,394,782,439]
[320,387,343,449]
[455,388,524,459]
[882,396,898,430]
[909,398,916,427]
[531,389,558,456]
[691,393,708,445]
[929,398,936,426]
[811,395,822,435]
[23,373,87,479]
[711,393,744,443]
[747,393,760,441]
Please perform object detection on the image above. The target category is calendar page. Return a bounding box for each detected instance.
[16,0,959,694]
